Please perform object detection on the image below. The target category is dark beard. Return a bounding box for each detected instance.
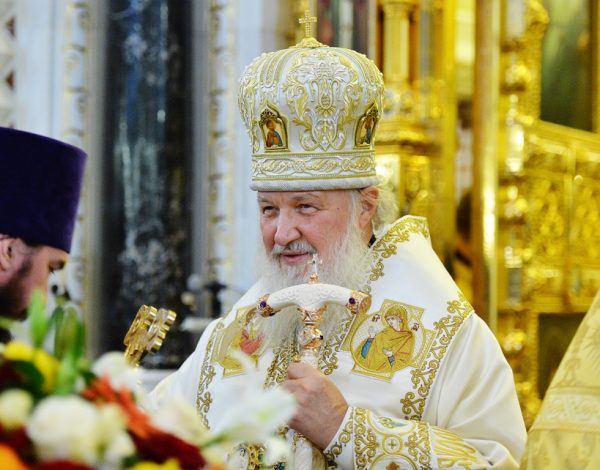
[0,254,35,321]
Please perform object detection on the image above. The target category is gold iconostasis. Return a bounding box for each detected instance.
[292,0,600,426]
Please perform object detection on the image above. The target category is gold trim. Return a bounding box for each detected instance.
[251,153,377,184]
[532,387,600,433]
[264,336,297,388]
[257,295,278,317]
[318,310,354,376]
[400,292,473,420]
[430,426,487,468]
[323,407,354,462]
[366,216,430,293]
[353,407,432,469]
[354,407,379,469]
[195,320,223,427]
[345,290,372,315]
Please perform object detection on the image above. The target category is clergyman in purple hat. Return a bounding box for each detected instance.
[0,127,87,324]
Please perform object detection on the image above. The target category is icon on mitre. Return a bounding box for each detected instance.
[259,107,288,151]
[355,103,380,147]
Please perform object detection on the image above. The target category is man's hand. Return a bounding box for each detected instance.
[283,362,348,449]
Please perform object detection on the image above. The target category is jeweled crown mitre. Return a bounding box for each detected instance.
[238,35,384,191]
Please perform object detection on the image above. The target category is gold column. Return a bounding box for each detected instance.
[377,0,456,263]
[594,0,600,132]
[472,0,500,328]
[381,0,416,114]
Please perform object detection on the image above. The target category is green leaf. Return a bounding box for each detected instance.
[53,355,79,395]
[65,307,85,360]
[51,306,87,394]
[28,290,49,348]
[0,317,15,331]
[50,306,65,357]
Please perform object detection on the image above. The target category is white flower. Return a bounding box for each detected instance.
[150,396,209,445]
[96,403,129,445]
[264,436,294,465]
[210,351,296,463]
[0,389,33,429]
[102,430,136,469]
[92,351,141,391]
[27,395,104,465]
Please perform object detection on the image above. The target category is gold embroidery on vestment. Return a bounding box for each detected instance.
[195,320,223,427]
[352,407,432,469]
[365,217,430,293]
[430,426,486,468]
[343,300,434,381]
[324,408,354,462]
[400,292,473,421]
[264,336,297,388]
[214,306,264,377]
[319,310,354,375]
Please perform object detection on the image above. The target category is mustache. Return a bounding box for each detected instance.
[271,240,317,256]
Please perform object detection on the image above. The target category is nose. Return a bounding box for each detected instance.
[273,211,301,247]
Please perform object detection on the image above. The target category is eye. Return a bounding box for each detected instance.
[261,205,277,216]
[298,204,318,214]
[48,261,65,275]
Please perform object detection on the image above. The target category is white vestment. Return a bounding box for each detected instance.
[150,216,526,469]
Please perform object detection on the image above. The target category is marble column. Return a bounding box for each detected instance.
[0,0,16,126]
[102,0,192,367]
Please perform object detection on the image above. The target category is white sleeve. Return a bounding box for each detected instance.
[324,314,526,469]
[428,314,526,468]
[145,319,220,412]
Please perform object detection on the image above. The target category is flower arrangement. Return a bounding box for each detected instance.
[0,292,295,470]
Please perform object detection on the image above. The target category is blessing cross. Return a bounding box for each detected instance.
[123,305,177,366]
[299,9,317,39]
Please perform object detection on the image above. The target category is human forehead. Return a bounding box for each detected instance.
[256,190,351,205]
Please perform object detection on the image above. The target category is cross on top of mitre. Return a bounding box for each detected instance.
[295,9,324,48]
[299,9,317,38]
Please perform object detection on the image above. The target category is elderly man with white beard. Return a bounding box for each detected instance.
[149,28,527,470]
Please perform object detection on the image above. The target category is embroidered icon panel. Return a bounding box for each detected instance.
[213,305,266,376]
[342,300,435,381]
[354,102,379,148]
[259,105,289,152]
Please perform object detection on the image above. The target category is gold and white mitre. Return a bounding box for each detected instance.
[238,33,384,191]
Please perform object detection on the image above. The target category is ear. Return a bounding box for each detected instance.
[0,237,15,272]
[358,186,379,239]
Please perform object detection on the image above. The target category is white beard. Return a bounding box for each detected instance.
[254,215,374,349]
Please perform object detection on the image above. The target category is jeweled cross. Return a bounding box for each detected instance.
[308,253,322,283]
[299,10,317,39]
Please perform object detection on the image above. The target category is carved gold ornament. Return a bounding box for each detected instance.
[123,305,177,366]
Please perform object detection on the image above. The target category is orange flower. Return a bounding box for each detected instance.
[0,443,29,470]
[82,376,155,438]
